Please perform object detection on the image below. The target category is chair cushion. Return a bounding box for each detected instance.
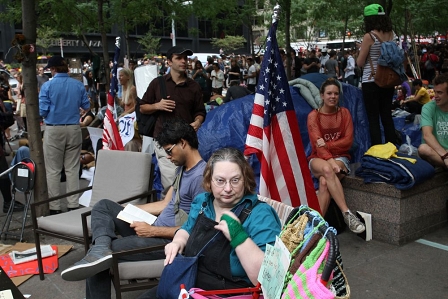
[257,195,294,227]
[90,150,153,207]
[37,207,92,238]
[118,259,165,280]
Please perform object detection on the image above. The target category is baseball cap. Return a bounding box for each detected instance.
[166,46,193,60]
[44,56,66,68]
[322,48,327,53]
[364,4,386,17]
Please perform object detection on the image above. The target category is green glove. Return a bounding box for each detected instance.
[221,214,249,248]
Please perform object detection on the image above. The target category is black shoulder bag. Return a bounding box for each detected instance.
[135,76,166,137]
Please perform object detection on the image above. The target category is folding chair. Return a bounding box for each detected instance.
[0,158,35,242]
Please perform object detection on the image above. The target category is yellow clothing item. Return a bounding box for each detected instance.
[415,87,430,105]
[365,142,416,164]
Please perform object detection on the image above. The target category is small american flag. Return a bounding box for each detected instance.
[102,37,124,151]
[244,20,320,212]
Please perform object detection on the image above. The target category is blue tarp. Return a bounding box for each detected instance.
[197,74,371,187]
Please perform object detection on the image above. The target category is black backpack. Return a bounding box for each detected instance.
[135,76,166,137]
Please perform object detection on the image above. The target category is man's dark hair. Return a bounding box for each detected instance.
[54,62,69,73]
[230,80,239,87]
[412,79,422,87]
[156,118,199,149]
[433,73,448,93]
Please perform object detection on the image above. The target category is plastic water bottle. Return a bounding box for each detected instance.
[178,284,189,299]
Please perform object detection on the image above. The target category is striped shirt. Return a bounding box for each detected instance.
[362,34,381,83]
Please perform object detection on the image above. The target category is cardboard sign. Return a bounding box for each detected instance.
[258,237,291,299]
[119,111,136,145]
[0,246,58,278]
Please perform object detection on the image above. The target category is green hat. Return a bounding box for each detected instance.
[364,4,386,16]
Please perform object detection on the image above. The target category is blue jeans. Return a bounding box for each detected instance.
[86,199,170,299]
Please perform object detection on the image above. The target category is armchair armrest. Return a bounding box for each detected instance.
[30,186,93,239]
[111,244,166,288]
[31,186,92,209]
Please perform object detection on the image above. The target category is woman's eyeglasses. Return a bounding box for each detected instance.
[212,178,243,188]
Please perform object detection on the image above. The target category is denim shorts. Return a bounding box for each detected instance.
[309,156,351,175]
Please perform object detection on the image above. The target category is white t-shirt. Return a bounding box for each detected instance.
[211,69,224,89]
[247,65,257,85]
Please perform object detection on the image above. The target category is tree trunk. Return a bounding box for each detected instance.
[22,0,48,217]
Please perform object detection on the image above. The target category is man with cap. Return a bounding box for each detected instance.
[140,46,206,194]
[39,56,90,214]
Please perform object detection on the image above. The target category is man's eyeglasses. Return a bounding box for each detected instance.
[164,144,177,156]
[212,178,243,188]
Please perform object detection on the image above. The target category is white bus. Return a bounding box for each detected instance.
[324,39,357,50]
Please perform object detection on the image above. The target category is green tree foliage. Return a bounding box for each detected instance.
[138,32,161,55]
[36,26,59,56]
[211,35,246,53]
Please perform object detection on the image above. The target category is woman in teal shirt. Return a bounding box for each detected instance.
[139,148,281,298]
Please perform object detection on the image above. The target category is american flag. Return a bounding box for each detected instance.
[102,37,124,150]
[244,20,320,212]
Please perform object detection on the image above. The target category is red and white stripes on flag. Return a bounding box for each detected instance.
[102,38,124,151]
[244,21,320,212]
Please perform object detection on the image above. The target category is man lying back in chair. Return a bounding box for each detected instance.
[61,118,206,299]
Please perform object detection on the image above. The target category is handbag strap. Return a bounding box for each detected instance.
[159,76,167,98]
[172,167,184,215]
[195,199,258,256]
[367,32,382,80]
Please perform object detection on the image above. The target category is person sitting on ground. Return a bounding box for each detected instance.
[79,108,94,127]
[224,80,252,103]
[418,73,448,168]
[307,78,365,234]
[401,79,430,114]
[138,147,281,298]
[60,118,207,299]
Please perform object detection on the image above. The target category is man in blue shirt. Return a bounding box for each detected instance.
[39,56,90,215]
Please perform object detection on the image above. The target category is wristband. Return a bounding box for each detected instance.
[441,153,448,160]
[221,214,249,248]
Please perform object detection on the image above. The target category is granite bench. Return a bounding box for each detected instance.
[341,163,448,245]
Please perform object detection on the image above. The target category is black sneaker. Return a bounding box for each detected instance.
[49,209,62,215]
[3,201,25,213]
[61,245,112,281]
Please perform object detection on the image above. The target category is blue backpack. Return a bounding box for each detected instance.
[369,32,407,87]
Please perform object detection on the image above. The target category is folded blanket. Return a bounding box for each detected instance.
[355,153,435,190]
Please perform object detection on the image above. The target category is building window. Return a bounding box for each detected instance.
[319,30,327,38]
[198,19,212,39]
